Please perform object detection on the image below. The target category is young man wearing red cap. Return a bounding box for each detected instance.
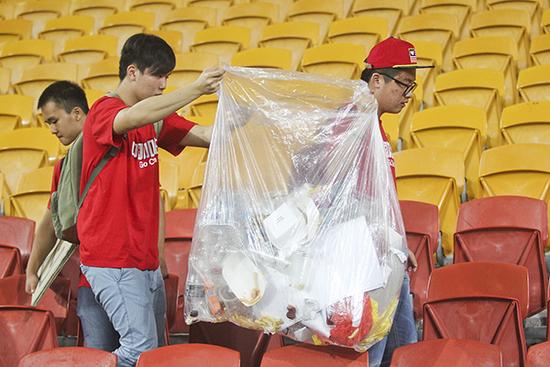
[361,37,433,367]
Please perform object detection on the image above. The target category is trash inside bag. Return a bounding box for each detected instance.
[184,66,407,351]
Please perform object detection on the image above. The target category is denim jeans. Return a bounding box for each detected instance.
[368,274,417,367]
[80,266,166,367]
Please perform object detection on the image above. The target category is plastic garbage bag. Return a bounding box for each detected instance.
[184,66,407,351]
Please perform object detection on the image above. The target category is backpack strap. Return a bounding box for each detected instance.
[77,146,118,208]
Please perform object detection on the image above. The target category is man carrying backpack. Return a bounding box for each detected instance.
[77,33,223,367]
[25,81,172,351]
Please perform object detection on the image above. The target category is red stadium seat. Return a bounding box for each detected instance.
[400,200,439,320]
[0,216,34,269]
[390,339,502,367]
[454,196,548,316]
[423,262,529,367]
[18,347,117,367]
[190,322,283,367]
[527,341,550,367]
[0,274,70,332]
[260,343,369,366]
[164,208,196,334]
[0,305,57,367]
[0,244,22,278]
[136,343,239,367]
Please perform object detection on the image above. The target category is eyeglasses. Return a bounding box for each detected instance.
[379,73,417,97]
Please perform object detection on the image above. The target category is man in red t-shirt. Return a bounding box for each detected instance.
[26,81,133,351]
[360,37,433,367]
[78,33,223,367]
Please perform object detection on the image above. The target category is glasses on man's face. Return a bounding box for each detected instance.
[379,73,417,97]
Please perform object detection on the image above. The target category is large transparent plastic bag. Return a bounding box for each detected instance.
[184,66,408,351]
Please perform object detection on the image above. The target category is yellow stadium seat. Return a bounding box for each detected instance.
[300,43,365,80]
[543,9,550,34]
[530,34,550,66]
[452,36,518,106]
[287,0,345,41]
[70,0,125,32]
[0,68,10,94]
[17,166,53,193]
[413,40,443,107]
[469,9,531,70]
[222,2,278,46]
[397,13,460,72]
[394,147,465,256]
[351,0,412,35]
[0,95,33,131]
[410,105,487,199]
[0,3,14,21]
[434,68,504,147]
[0,128,61,164]
[0,147,48,198]
[259,21,320,71]
[253,0,292,22]
[0,39,54,82]
[188,161,206,208]
[327,16,388,54]
[418,0,476,38]
[13,63,79,103]
[0,19,33,48]
[99,11,156,53]
[160,159,180,210]
[150,30,183,53]
[14,0,70,37]
[479,143,550,246]
[190,26,250,64]
[160,7,218,52]
[501,101,550,145]
[58,35,118,65]
[231,47,293,70]
[169,146,208,209]
[184,114,213,126]
[38,15,94,56]
[170,52,219,89]
[518,64,550,102]
[486,0,542,36]
[129,0,180,28]
[189,94,218,121]
[81,58,120,92]
[8,190,50,223]
[85,89,106,107]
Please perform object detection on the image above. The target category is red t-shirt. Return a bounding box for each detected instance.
[78,96,195,270]
[49,160,92,288]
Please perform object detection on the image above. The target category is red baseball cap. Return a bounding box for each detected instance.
[364,37,433,69]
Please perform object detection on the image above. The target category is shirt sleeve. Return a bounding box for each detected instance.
[47,159,63,209]
[158,113,197,156]
[90,97,128,147]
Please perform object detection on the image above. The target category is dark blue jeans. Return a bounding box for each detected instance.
[368,274,417,367]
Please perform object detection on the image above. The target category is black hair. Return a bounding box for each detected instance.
[119,33,176,80]
[37,80,89,114]
[360,68,400,83]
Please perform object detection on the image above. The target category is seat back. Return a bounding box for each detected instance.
[0,274,71,332]
[38,15,94,55]
[351,0,411,34]
[189,94,218,122]
[81,58,120,92]
[232,48,293,70]
[137,343,239,367]
[0,216,34,269]
[0,39,54,81]
[0,244,22,278]
[0,148,48,200]
[0,94,34,130]
[394,147,464,255]
[454,196,548,315]
[410,105,486,198]
[287,0,344,41]
[517,65,550,103]
[424,262,529,367]
[129,0,178,28]
[98,11,155,52]
[191,25,251,64]
[222,2,278,45]
[418,0,476,35]
[527,341,550,367]
[433,68,504,146]
[327,15,388,54]
[400,200,439,320]
[0,128,61,164]
[0,305,58,367]
[301,43,365,79]
[14,63,79,102]
[14,0,70,37]
[530,34,550,66]
[70,0,124,32]
[18,347,117,367]
[501,101,550,145]
[160,7,217,52]
[0,19,33,48]
[17,166,54,193]
[9,191,50,225]
[390,339,502,367]
[261,343,369,367]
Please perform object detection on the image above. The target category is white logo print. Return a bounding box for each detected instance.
[131,138,159,169]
